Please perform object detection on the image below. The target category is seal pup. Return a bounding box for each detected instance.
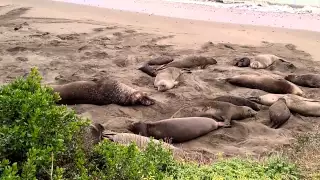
[198,101,257,128]
[234,54,291,69]
[157,56,217,70]
[268,98,291,129]
[138,63,157,77]
[51,78,155,106]
[285,74,320,88]
[147,56,174,65]
[226,74,304,96]
[128,117,225,143]
[154,67,190,92]
[212,95,260,111]
[103,132,179,151]
[248,93,320,116]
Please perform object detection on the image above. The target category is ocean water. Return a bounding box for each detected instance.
[165,0,320,14]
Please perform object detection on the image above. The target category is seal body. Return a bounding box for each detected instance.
[234,54,289,69]
[213,95,260,111]
[82,123,105,153]
[234,57,250,67]
[248,93,320,116]
[138,63,157,77]
[147,56,174,65]
[157,56,217,70]
[51,78,155,106]
[226,74,304,96]
[154,67,182,92]
[198,101,257,127]
[269,98,291,129]
[104,132,178,151]
[128,117,224,143]
[250,54,280,69]
[285,74,320,88]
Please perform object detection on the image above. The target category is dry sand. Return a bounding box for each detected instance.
[1,0,320,159]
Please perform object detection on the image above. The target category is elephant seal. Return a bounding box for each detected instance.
[51,78,155,106]
[269,98,291,129]
[248,93,320,116]
[234,57,250,67]
[128,117,225,143]
[234,54,291,69]
[213,95,260,111]
[154,67,190,92]
[285,74,320,88]
[138,63,157,77]
[198,101,257,127]
[103,132,179,151]
[147,56,174,65]
[157,56,217,70]
[82,123,105,152]
[226,74,304,96]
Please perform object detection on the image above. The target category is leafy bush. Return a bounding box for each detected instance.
[0,67,303,180]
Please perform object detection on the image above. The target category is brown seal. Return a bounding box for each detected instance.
[138,63,157,77]
[213,95,260,111]
[128,117,225,143]
[268,98,291,129]
[234,54,291,69]
[154,67,190,92]
[198,101,257,128]
[248,93,320,117]
[51,78,155,106]
[285,74,320,88]
[147,56,174,65]
[226,74,304,96]
[157,56,217,70]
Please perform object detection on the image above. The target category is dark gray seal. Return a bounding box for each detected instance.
[213,95,260,111]
[147,56,174,65]
[138,63,157,77]
[51,78,155,106]
[128,117,225,143]
[285,74,320,88]
[268,98,291,129]
[157,56,217,70]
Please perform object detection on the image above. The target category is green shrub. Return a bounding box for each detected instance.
[0,67,303,180]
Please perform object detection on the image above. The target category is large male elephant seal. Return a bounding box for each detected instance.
[268,98,291,129]
[198,101,257,128]
[285,74,320,88]
[128,117,225,143]
[248,93,320,117]
[212,95,260,111]
[51,78,155,106]
[234,54,291,69]
[154,67,190,92]
[226,74,304,96]
[157,56,217,70]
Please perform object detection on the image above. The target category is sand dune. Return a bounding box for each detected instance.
[0,0,320,159]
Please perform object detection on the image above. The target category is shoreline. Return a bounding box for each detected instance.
[52,0,320,32]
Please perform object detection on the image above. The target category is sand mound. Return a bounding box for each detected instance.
[1,5,319,159]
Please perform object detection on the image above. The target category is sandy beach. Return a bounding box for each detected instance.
[1,0,320,158]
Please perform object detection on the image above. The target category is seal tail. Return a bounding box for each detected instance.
[156,64,167,71]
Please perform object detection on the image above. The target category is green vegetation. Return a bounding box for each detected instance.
[0,67,305,179]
